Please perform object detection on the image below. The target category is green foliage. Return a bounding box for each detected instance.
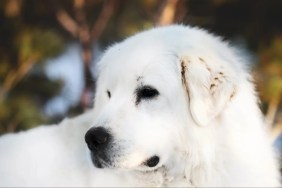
[256,37,282,102]
[0,2,66,134]
[0,72,63,134]
[16,29,65,62]
[0,96,45,133]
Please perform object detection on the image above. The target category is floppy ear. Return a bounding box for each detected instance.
[180,56,236,126]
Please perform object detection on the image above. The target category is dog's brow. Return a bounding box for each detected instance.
[137,76,143,82]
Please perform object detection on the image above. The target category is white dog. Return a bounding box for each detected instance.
[0,25,281,187]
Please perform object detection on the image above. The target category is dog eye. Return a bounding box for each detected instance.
[136,86,159,104]
[107,90,111,98]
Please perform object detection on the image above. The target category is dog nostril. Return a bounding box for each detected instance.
[85,127,110,150]
[145,156,160,167]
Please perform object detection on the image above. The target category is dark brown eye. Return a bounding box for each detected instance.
[136,85,159,104]
[107,90,111,98]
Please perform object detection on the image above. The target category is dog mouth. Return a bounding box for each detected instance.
[130,155,162,173]
[91,153,161,171]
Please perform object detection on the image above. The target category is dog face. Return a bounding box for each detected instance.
[86,46,191,172]
[85,26,238,178]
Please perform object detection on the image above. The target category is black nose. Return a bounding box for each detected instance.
[85,127,111,151]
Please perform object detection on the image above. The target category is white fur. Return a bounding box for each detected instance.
[0,25,280,187]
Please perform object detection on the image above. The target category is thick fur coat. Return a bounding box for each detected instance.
[0,25,280,187]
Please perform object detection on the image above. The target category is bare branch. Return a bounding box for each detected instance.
[56,9,78,37]
[55,0,117,109]
[4,0,22,17]
[74,0,85,9]
[1,54,39,98]
[266,97,280,128]
[272,123,282,142]
[157,0,179,26]
[90,0,116,41]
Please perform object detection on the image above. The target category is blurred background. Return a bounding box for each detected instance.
[0,0,281,173]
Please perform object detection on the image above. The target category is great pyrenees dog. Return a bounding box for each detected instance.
[0,25,281,187]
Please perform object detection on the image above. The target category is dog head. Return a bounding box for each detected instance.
[85,25,241,184]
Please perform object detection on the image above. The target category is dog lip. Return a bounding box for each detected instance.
[134,164,165,174]
[91,153,112,169]
[94,159,104,168]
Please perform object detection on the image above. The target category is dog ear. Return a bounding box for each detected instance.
[180,56,236,126]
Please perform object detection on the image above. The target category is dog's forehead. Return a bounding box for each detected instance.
[98,25,215,79]
[99,38,178,85]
